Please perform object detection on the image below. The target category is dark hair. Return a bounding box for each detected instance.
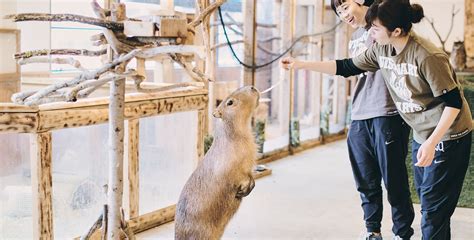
[365,0,424,34]
[330,0,375,16]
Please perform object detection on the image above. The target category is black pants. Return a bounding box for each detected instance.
[347,115,414,238]
[412,132,472,240]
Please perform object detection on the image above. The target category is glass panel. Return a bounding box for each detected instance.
[212,0,245,146]
[0,133,33,239]
[139,111,198,214]
[51,124,109,239]
[293,5,321,143]
[253,0,290,152]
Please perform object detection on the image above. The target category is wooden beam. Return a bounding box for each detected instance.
[278,0,294,135]
[128,119,140,218]
[242,0,257,86]
[0,89,208,134]
[270,0,282,121]
[128,205,176,233]
[310,0,324,139]
[38,95,208,132]
[465,0,474,66]
[30,132,53,239]
[0,112,38,133]
[197,109,206,161]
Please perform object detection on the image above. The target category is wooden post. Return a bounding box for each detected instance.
[30,132,53,239]
[208,1,216,134]
[107,2,126,239]
[197,109,206,161]
[242,0,257,86]
[311,0,324,138]
[466,0,474,67]
[278,0,294,136]
[155,0,175,84]
[288,0,296,151]
[197,0,213,134]
[270,0,281,120]
[128,119,139,218]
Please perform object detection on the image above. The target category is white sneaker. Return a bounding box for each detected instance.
[360,232,383,240]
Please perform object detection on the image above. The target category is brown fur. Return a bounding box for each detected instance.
[175,86,260,240]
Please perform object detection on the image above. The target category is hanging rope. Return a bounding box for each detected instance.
[217,6,341,70]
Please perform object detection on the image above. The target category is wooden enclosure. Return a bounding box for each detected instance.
[0,86,208,238]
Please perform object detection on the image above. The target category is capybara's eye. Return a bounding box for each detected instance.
[226,99,234,106]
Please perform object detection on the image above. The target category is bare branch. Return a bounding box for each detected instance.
[5,13,123,30]
[169,54,211,82]
[137,45,206,59]
[425,5,460,53]
[12,49,140,105]
[90,0,110,19]
[136,81,202,93]
[259,36,282,43]
[80,214,103,240]
[15,49,107,59]
[189,0,227,28]
[66,73,134,101]
[211,40,244,50]
[19,57,86,71]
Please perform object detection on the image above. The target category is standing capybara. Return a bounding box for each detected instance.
[175,85,260,240]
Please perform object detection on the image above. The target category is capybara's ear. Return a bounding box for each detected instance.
[212,109,223,118]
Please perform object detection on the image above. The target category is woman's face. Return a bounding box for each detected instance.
[369,19,393,45]
[336,0,366,28]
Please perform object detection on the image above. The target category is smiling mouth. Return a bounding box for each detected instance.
[348,16,355,24]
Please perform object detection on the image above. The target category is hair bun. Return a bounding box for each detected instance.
[410,3,424,23]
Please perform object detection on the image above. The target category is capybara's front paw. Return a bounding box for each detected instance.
[236,176,255,199]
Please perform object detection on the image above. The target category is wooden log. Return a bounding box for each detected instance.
[14,49,107,59]
[242,0,256,86]
[30,132,53,239]
[197,109,206,161]
[37,95,208,133]
[128,205,176,233]
[0,103,38,113]
[128,119,139,218]
[0,112,38,133]
[107,3,127,238]
[5,13,124,30]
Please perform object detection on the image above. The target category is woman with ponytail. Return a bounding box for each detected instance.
[330,1,413,239]
[282,0,472,239]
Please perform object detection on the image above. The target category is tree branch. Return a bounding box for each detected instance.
[19,57,86,71]
[5,13,123,30]
[80,214,103,240]
[66,73,134,101]
[15,49,107,59]
[189,0,227,27]
[12,49,140,105]
[169,53,211,82]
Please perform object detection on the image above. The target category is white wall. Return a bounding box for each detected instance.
[412,0,465,52]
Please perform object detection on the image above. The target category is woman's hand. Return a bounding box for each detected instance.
[415,140,437,167]
[281,57,298,70]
